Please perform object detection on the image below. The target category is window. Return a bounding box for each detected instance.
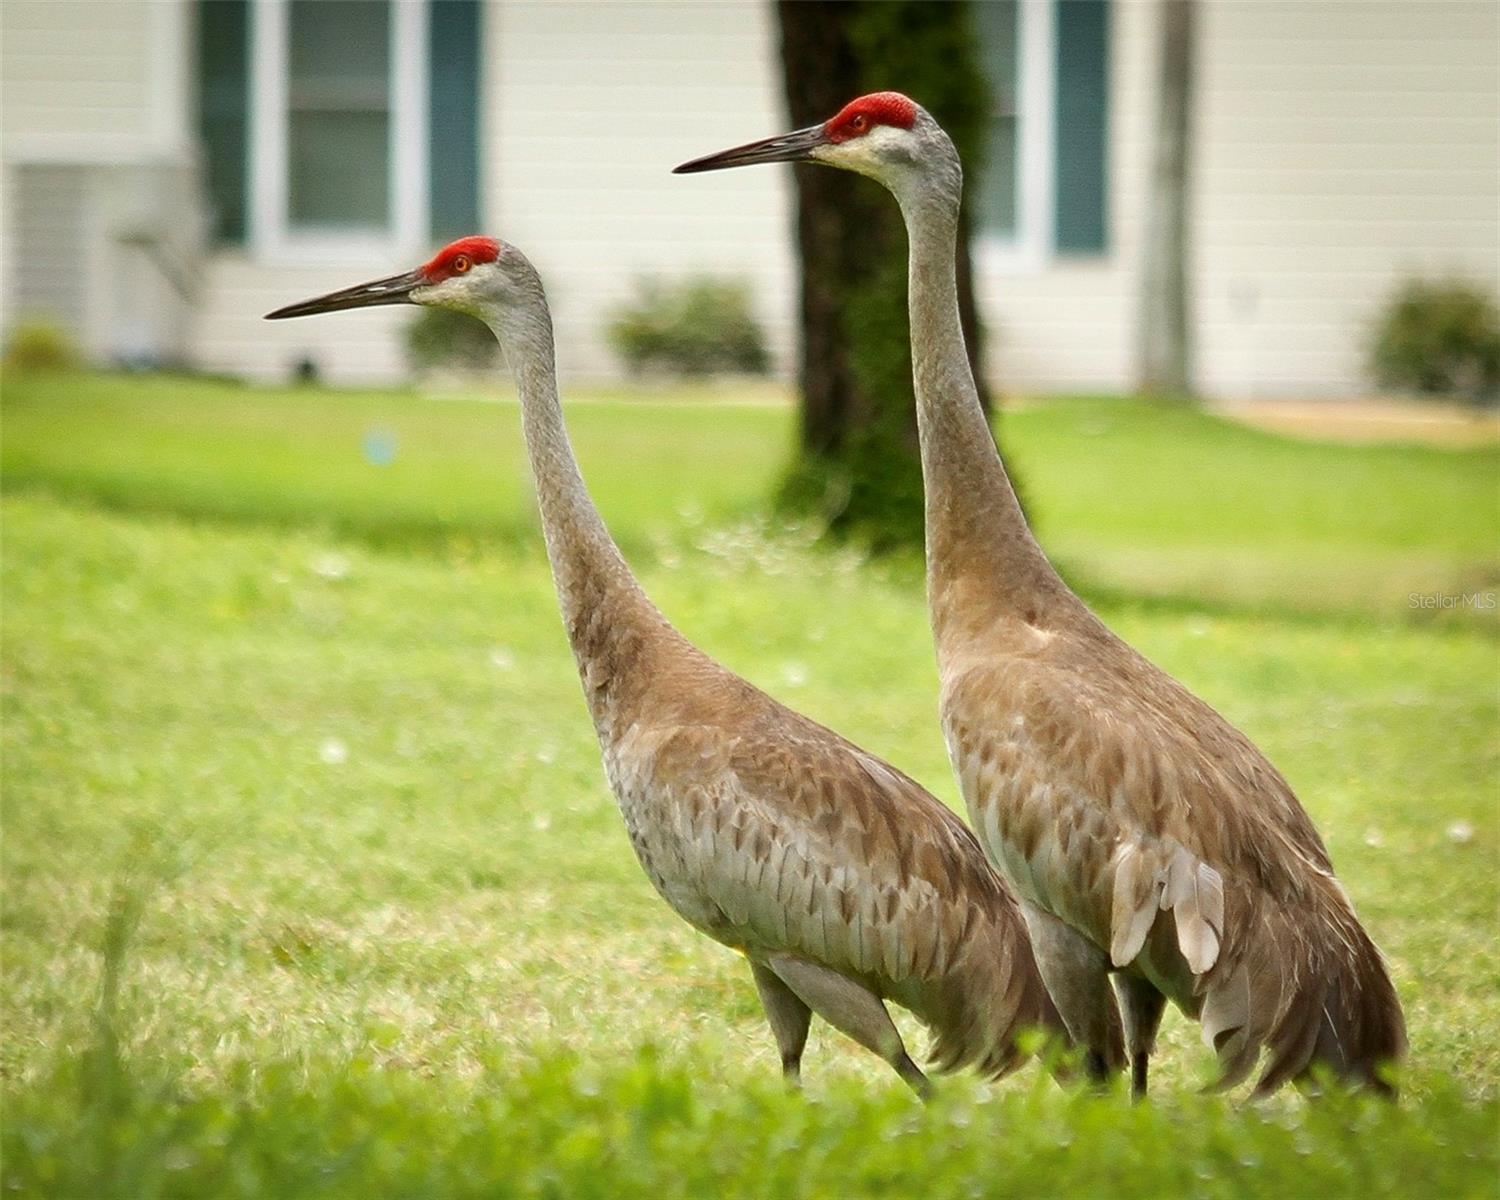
[194,0,481,258]
[973,0,1110,264]
[286,1,392,232]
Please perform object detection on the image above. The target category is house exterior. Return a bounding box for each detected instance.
[2,0,1496,398]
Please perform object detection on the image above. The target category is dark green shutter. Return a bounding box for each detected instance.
[428,0,482,239]
[1052,0,1110,254]
[196,0,250,245]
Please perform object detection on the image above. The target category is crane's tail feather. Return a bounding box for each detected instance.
[1111,839,1403,1097]
[1198,884,1405,1097]
[911,904,1074,1082]
[1110,842,1223,977]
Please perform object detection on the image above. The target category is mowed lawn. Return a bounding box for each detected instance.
[2,370,1497,1198]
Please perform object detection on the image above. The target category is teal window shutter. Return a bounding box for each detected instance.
[196,0,250,244]
[1052,0,1110,254]
[428,0,482,239]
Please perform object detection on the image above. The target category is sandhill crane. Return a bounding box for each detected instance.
[265,235,1068,1096]
[677,92,1407,1099]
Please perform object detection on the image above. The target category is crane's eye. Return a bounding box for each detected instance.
[850,114,868,133]
[452,255,471,274]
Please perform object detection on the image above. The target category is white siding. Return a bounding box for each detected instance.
[3,0,1497,397]
[0,1,157,148]
[1191,0,1500,398]
[975,0,1500,400]
[195,0,797,384]
[1,0,196,359]
[976,0,1156,395]
[193,253,416,382]
[487,0,796,379]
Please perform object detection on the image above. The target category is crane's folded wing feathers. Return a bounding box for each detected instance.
[949,645,1404,1091]
[631,710,1061,1078]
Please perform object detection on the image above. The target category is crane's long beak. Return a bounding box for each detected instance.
[673,124,827,174]
[264,268,426,319]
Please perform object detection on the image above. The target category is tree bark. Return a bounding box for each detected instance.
[775,1,995,546]
[1136,0,1196,397]
[777,0,877,459]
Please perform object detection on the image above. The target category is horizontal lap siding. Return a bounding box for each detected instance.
[7,166,90,338]
[489,0,795,380]
[196,0,795,384]
[978,0,1498,399]
[0,2,154,143]
[0,1,158,338]
[976,0,1153,395]
[193,255,413,383]
[1193,0,1500,398]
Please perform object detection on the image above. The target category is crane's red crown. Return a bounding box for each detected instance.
[422,236,501,283]
[825,92,918,143]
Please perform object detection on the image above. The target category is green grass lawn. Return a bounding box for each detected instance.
[2,370,1497,1197]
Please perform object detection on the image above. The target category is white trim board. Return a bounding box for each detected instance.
[976,0,1056,275]
[248,0,430,266]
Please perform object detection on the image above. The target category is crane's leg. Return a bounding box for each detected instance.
[1113,973,1168,1101]
[1021,901,1124,1086]
[765,953,932,1100]
[750,959,812,1087]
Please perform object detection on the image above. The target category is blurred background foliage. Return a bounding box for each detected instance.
[1370,279,1500,406]
[3,318,82,373]
[405,308,502,377]
[607,277,771,378]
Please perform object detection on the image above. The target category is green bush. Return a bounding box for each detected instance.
[607,277,769,377]
[404,307,500,375]
[3,318,80,372]
[1371,279,1500,404]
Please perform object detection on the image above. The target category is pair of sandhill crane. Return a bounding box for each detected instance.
[269,92,1405,1100]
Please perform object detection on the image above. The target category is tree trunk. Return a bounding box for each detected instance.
[776,1,995,548]
[1136,0,1196,397]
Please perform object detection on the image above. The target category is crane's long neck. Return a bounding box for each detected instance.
[897,186,1070,634]
[485,286,676,735]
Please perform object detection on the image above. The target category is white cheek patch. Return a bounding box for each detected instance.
[815,124,913,180]
[416,269,492,316]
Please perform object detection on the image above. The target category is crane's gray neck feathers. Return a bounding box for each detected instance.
[481,265,676,735]
[893,129,1069,632]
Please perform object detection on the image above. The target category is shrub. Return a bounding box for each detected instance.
[607,277,769,377]
[3,318,80,371]
[405,307,500,375]
[1370,279,1500,404]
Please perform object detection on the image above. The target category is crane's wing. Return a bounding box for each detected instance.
[618,706,1058,1077]
[946,638,1402,1091]
[950,647,1335,962]
[639,713,1009,978]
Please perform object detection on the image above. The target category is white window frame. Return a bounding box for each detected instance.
[974,0,1056,275]
[248,0,429,265]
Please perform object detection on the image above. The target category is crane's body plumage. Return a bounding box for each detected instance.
[888,99,1408,1097]
[939,603,1403,1093]
[606,678,1059,1080]
[677,91,1406,1097]
[507,249,1064,1089]
[267,239,1065,1093]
